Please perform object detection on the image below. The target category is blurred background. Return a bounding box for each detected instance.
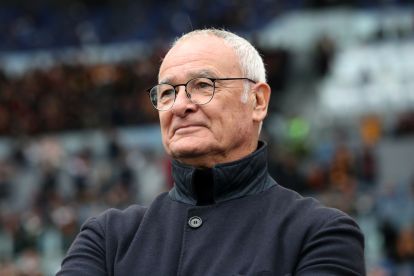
[0,0,413,275]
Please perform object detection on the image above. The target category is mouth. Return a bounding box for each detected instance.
[173,124,205,135]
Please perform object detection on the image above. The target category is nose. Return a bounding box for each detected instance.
[171,85,197,116]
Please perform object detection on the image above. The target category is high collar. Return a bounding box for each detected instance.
[168,141,275,205]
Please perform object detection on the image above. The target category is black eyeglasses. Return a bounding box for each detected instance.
[147,77,256,111]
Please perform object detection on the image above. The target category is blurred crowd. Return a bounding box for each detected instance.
[0,56,159,136]
[0,43,293,137]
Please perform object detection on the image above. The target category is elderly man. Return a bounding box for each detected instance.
[58,29,365,275]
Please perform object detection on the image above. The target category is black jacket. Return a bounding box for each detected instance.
[58,142,365,275]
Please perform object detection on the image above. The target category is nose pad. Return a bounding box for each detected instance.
[171,85,194,113]
[174,85,191,103]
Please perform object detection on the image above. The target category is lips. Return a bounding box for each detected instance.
[172,123,206,135]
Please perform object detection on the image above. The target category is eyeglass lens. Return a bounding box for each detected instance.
[149,78,215,111]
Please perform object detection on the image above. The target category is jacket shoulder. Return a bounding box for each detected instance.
[270,183,353,222]
[268,184,365,275]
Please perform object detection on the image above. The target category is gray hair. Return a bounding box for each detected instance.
[173,29,267,83]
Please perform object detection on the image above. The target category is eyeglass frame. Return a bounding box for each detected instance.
[146,77,257,111]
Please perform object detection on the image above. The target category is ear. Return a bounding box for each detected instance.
[252,82,271,123]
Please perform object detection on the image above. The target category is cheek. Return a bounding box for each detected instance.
[214,109,244,137]
[227,107,252,133]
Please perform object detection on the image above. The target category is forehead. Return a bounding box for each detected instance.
[159,35,241,83]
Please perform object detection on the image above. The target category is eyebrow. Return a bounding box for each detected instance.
[159,69,218,84]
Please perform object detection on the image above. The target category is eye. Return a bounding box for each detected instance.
[191,78,214,90]
[197,81,213,89]
[158,87,175,100]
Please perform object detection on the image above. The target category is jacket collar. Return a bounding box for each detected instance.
[168,141,275,205]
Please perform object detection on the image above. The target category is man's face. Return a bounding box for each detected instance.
[158,35,259,167]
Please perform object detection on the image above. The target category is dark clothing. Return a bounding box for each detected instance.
[58,142,365,275]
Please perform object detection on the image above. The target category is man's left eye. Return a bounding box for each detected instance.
[195,82,212,89]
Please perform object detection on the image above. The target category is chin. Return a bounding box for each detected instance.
[170,144,210,159]
[167,138,214,160]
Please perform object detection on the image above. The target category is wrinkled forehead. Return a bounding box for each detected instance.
[159,69,218,85]
[158,35,241,82]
